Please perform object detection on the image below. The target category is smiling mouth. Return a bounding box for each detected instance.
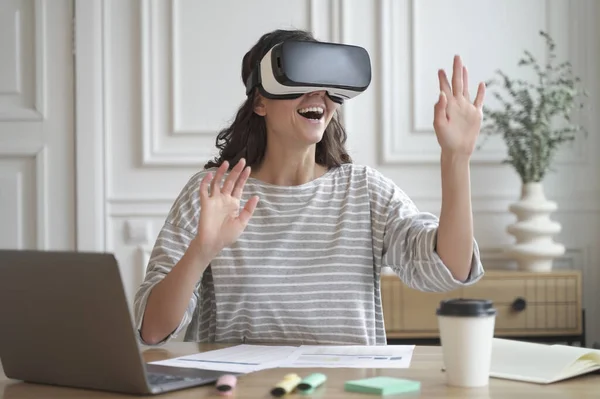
[297,106,324,121]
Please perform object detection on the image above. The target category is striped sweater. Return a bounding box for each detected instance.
[134,163,484,346]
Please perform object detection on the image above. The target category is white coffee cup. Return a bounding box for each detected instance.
[436,298,497,387]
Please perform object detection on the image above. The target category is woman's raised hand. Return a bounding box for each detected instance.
[191,159,259,260]
[433,55,486,158]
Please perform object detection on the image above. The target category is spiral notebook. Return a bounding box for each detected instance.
[489,338,600,384]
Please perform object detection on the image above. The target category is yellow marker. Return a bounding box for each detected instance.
[270,373,302,397]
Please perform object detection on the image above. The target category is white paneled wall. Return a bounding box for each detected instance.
[76,0,600,344]
[0,0,75,251]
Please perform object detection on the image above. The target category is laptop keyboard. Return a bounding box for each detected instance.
[147,372,192,386]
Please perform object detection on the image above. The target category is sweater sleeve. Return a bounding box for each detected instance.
[133,171,208,345]
[368,168,484,292]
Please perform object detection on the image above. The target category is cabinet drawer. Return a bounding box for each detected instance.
[381,270,582,339]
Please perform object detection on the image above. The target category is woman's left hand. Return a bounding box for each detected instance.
[433,55,486,157]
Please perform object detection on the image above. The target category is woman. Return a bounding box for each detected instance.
[134,29,486,346]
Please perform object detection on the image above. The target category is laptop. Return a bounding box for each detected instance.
[0,250,232,395]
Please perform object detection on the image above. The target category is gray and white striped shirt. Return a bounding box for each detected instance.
[134,163,484,346]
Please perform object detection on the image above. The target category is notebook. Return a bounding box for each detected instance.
[489,338,600,384]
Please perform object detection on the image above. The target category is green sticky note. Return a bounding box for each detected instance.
[344,376,421,396]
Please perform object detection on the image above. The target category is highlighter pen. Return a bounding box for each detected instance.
[270,373,302,397]
[215,374,237,396]
[297,373,327,394]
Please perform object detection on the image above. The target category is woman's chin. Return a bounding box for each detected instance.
[300,130,325,145]
[298,121,326,140]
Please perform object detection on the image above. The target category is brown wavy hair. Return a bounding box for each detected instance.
[204,29,352,170]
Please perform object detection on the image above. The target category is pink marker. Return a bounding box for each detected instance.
[216,374,237,396]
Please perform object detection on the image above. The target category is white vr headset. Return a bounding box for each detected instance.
[245,40,372,104]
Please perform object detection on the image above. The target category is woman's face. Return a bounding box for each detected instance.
[254,90,340,147]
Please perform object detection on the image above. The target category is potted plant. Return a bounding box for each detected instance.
[478,30,588,271]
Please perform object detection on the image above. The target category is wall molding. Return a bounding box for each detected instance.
[106,192,600,217]
[413,194,600,214]
[0,0,46,121]
[140,0,213,166]
[108,198,172,217]
[381,246,585,274]
[0,143,48,249]
[477,246,585,271]
[378,0,592,165]
[34,145,48,250]
[169,0,216,137]
[74,0,107,251]
[140,0,346,166]
[138,245,152,288]
[32,0,47,120]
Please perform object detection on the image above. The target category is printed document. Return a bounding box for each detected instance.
[149,344,299,373]
[150,344,415,373]
[277,345,415,368]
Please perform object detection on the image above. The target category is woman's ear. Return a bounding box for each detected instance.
[253,93,267,116]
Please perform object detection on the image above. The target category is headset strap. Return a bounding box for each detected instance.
[245,62,261,96]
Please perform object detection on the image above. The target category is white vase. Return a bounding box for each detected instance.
[505,182,565,272]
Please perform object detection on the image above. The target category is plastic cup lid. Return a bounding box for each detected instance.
[436,298,497,317]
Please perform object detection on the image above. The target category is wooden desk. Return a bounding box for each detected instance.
[1,342,598,398]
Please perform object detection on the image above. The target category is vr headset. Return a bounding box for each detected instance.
[245,40,372,104]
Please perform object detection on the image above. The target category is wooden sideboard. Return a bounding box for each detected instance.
[381,269,584,345]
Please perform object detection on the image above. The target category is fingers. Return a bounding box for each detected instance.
[237,195,260,227]
[221,158,246,196]
[232,165,252,199]
[474,81,486,109]
[210,161,229,195]
[462,65,470,101]
[199,172,213,202]
[433,91,448,128]
[435,91,447,116]
[203,159,251,202]
[437,56,485,115]
[438,69,452,98]
[452,55,463,97]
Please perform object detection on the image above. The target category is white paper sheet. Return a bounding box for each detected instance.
[150,344,299,373]
[150,344,415,373]
[277,345,415,368]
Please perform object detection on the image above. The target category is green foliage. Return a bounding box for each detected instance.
[479,30,588,184]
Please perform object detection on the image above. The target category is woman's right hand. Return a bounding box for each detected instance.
[190,158,259,260]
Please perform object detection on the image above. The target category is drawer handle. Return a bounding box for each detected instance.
[511,297,527,312]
